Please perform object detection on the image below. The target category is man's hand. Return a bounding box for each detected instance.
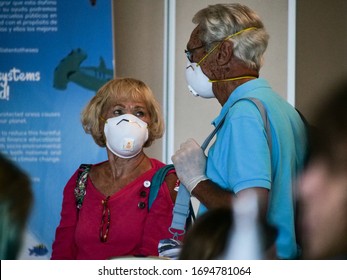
[171,138,208,193]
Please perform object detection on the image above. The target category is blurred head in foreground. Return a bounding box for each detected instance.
[298,82,347,259]
[0,154,33,259]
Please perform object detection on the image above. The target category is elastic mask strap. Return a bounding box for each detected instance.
[209,76,258,83]
[99,116,107,123]
[197,27,257,67]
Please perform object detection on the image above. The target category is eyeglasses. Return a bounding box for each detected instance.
[185,42,221,64]
[185,27,258,65]
[184,45,206,63]
[100,196,110,242]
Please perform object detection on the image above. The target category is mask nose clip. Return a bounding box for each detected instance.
[186,64,194,71]
[116,119,129,125]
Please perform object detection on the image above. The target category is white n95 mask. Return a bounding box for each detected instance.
[185,61,215,98]
[104,114,149,158]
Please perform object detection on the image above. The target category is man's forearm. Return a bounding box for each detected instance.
[191,179,233,209]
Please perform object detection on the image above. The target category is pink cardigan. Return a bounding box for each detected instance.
[51,158,178,260]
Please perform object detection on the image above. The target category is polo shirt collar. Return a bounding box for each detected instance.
[212,78,269,127]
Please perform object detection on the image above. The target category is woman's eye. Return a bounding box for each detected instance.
[113,109,123,116]
[135,111,145,118]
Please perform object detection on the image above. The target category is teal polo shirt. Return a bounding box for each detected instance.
[198,78,307,259]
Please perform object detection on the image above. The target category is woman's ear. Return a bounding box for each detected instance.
[216,40,233,66]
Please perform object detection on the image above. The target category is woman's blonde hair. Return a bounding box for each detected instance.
[81,77,164,148]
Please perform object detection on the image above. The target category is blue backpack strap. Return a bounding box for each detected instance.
[240,97,272,152]
[149,164,195,238]
[169,183,191,237]
[148,164,175,210]
[74,164,92,210]
[169,120,224,236]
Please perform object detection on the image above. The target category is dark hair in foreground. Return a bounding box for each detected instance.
[179,208,233,260]
[179,205,277,260]
[309,81,347,174]
[0,154,33,259]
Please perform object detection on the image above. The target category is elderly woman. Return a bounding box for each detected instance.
[51,77,179,259]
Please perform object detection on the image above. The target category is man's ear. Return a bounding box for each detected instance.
[216,40,233,66]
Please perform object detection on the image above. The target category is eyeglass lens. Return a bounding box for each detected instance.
[184,45,205,62]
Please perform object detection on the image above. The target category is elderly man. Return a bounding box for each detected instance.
[172,3,307,259]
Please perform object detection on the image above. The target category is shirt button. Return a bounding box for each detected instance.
[143,180,151,188]
[140,191,147,197]
[138,202,146,209]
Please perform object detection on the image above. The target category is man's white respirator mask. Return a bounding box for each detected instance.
[185,61,215,99]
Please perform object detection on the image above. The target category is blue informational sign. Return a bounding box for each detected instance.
[0,0,113,258]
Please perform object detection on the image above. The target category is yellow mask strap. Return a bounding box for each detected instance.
[99,116,107,123]
[209,76,258,83]
[196,27,257,67]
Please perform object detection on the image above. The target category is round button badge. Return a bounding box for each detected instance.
[143,180,151,188]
